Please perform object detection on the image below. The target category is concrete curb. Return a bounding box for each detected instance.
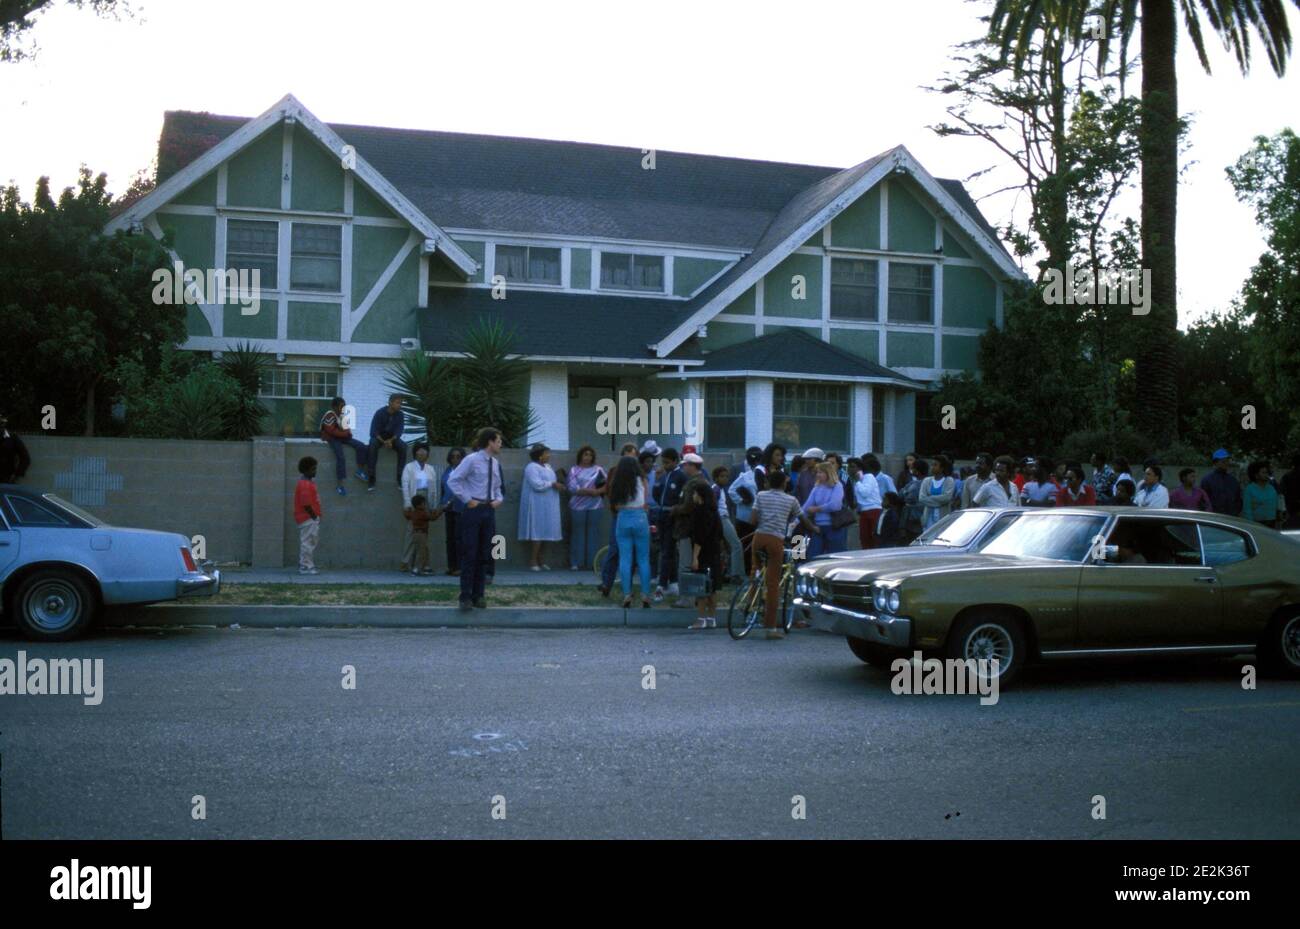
[109,604,710,630]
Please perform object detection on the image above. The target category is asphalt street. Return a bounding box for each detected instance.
[2,622,1297,838]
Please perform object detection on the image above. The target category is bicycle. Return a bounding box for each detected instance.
[727,542,798,639]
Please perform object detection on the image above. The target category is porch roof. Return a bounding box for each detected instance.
[660,328,922,388]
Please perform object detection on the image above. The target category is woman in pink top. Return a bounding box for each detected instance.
[1169,468,1212,511]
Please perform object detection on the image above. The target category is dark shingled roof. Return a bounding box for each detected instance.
[687,328,918,383]
[157,110,1006,254]
[419,287,692,360]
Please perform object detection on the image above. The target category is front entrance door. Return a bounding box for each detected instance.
[569,385,616,454]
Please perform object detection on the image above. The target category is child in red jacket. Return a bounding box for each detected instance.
[295,457,322,574]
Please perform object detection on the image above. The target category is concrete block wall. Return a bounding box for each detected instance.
[19,435,255,564]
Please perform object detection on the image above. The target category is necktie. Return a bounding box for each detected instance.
[486,455,494,502]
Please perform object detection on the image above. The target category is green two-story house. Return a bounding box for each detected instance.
[108,94,1024,456]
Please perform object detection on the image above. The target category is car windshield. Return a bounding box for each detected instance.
[43,494,105,527]
[915,510,990,547]
[977,513,1106,562]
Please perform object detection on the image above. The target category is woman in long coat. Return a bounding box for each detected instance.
[518,443,564,570]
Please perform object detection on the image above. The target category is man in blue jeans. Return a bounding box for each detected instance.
[446,427,505,610]
[368,394,408,492]
[319,396,368,496]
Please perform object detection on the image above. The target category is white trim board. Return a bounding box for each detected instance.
[653,146,1026,358]
[105,93,479,279]
[653,369,922,388]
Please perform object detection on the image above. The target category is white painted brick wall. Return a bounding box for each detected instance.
[527,363,570,449]
[340,358,397,436]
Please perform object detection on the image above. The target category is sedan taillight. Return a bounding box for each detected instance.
[181,547,197,572]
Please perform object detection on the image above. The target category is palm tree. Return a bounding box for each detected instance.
[989,0,1300,445]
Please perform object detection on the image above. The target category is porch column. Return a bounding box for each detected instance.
[744,378,773,449]
[527,364,570,450]
[683,379,704,449]
[852,384,873,457]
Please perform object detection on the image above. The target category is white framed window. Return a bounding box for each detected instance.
[259,367,340,400]
[600,252,664,292]
[830,258,878,320]
[888,262,934,323]
[290,223,342,292]
[227,219,278,284]
[495,244,561,285]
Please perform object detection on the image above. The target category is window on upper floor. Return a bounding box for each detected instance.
[291,223,342,292]
[495,245,561,285]
[227,219,279,285]
[887,262,934,323]
[830,258,878,320]
[600,252,664,292]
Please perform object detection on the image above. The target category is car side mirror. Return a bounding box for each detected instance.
[1102,544,1119,563]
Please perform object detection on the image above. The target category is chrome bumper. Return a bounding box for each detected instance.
[793,596,911,648]
[177,562,221,598]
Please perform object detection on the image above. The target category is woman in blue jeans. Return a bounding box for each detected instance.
[566,445,607,570]
[804,461,846,557]
[608,456,653,609]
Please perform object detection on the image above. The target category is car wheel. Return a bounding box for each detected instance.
[946,611,1026,686]
[12,569,97,642]
[846,637,904,668]
[1259,612,1300,677]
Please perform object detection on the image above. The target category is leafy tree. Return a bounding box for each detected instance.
[1,0,128,61]
[928,13,1146,455]
[988,0,1300,445]
[1227,128,1300,449]
[0,169,183,434]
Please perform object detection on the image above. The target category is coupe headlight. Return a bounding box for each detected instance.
[887,589,901,614]
[810,577,820,599]
[873,586,888,613]
[796,575,808,597]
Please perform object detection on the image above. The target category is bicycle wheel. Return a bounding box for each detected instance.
[592,545,610,579]
[727,573,765,640]
[779,571,797,632]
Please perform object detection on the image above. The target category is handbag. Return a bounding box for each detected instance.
[678,569,713,597]
[830,505,856,530]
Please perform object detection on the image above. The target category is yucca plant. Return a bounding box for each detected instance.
[453,319,539,446]
[218,341,270,439]
[385,319,538,447]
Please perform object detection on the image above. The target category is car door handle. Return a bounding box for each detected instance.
[1194,575,1217,583]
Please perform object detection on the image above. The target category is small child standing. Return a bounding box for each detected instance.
[295,456,322,574]
[405,494,434,575]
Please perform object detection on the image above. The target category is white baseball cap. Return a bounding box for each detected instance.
[802,447,825,459]
[640,440,662,455]
[681,453,704,465]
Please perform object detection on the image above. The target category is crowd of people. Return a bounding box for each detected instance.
[296,397,1300,627]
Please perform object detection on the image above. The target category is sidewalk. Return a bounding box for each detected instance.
[222,567,603,586]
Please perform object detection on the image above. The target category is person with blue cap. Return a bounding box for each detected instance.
[1199,448,1243,516]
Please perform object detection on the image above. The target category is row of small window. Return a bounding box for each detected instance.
[228,220,342,292]
[704,382,888,454]
[496,245,663,292]
[831,258,933,324]
[258,368,340,400]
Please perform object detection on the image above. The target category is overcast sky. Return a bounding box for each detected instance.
[2,0,1296,325]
